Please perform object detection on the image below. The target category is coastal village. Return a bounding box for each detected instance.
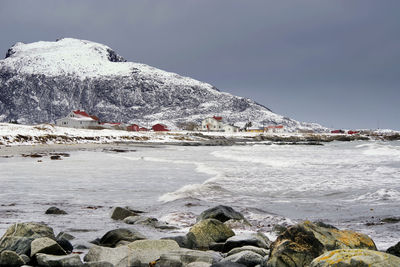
[55,109,363,135]
[55,109,287,134]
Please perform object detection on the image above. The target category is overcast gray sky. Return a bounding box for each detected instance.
[1,0,399,130]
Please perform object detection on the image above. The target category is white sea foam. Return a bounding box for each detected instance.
[354,189,400,202]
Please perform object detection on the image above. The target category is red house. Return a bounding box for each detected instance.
[331,130,345,134]
[152,124,169,132]
[348,130,360,135]
[139,127,149,131]
[127,124,140,132]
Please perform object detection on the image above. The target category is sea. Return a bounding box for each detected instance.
[0,140,399,250]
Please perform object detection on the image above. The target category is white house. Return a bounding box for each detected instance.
[201,116,224,132]
[223,124,240,133]
[56,110,100,129]
[201,116,239,133]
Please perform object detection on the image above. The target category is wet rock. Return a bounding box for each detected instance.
[45,207,67,215]
[50,155,61,160]
[110,207,139,220]
[56,238,73,253]
[30,237,66,257]
[209,242,225,252]
[126,239,180,265]
[197,205,245,223]
[99,228,146,247]
[56,232,75,241]
[0,237,34,256]
[386,241,400,257]
[223,232,271,252]
[123,216,178,230]
[227,246,269,257]
[0,250,25,267]
[266,221,377,267]
[162,235,191,249]
[211,262,246,267]
[310,249,400,267]
[155,248,222,267]
[187,219,235,249]
[83,245,134,266]
[220,250,263,267]
[36,253,83,267]
[381,217,400,224]
[272,224,287,235]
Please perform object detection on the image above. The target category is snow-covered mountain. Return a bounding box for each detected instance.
[0,38,324,131]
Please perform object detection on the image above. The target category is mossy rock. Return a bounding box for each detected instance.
[187,219,235,249]
[310,249,400,267]
[266,221,376,267]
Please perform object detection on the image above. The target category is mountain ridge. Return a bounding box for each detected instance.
[0,38,324,131]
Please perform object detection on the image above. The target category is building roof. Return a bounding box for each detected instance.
[213,116,223,121]
[72,110,99,121]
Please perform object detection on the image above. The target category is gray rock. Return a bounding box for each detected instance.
[126,239,179,265]
[0,250,25,267]
[0,236,34,255]
[83,262,114,267]
[187,219,235,249]
[156,248,222,267]
[110,207,138,220]
[227,246,269,257]
[162,236,191,249]
[221,251,263,267]
[122,216,141,224]
[310,249,400,267]
[99,228,146,247]
[56,232,75,241]
[223,233,271,252]
[36,253,83,267]
[83,245,132,266]
[57,238,73,254]
[211,262,246,267]
[0,222,55,240]
[187,262,212,267]
[30,237,66,257]
[45,207,67,215]
[197,205,245,223]
[20,254,30,264]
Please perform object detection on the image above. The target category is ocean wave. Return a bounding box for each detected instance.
[353,189,400,202]
[159,183,230,202]
[360,143,400,158]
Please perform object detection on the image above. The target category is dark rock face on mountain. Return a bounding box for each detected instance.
[0,38,323,130]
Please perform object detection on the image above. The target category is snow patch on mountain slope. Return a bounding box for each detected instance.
[0,38,326,132]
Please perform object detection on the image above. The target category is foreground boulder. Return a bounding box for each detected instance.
[110,207,139,220]
[266,221,377,267]
[0,250,25,267]
[36,253,83,267]
[197,205,245,223]
[0,222,55,255]
[222,232,271,252]
[127,239,180,265]
[1,222,55,240]
[220,250,264,266]
[227,245,269,257]
[84,245,136,266]
[30,237,66,257]
[310,249,400,267]
[187,219,235,249]
[98,228,146,247]
[155,248,222,267]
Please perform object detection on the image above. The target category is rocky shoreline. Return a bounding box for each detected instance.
[1,205,400,267]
